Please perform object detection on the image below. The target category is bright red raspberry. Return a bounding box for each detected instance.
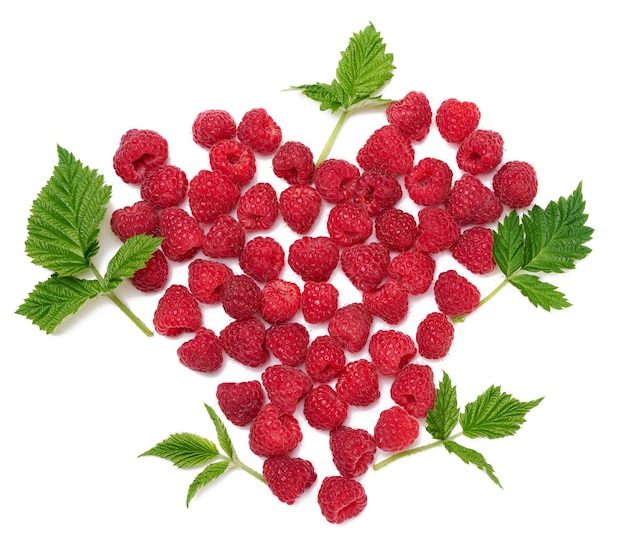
[188,258,233,305]
[260,279,301,324]
[237,107,282,154]
[110,200,159,242]
[239,236,285,283]
[301,281,339,324]
[456,129,504,174]
[329,427,377,479]
[209,138,256,186]
[303,384,348,430]
[139,165,188,208]
[446,174,503,226]
[336,359,380,407]
[177,327,223,373]
[340,241,390,292]
[272,141,315,185]
[327,302,372,353]
[158,207,203,262]
[356,124,414,177]
[216,380,265,427]
[188,169,240,224]
[492,160,538,208]
[287,236,339,282]
[368,329,417,376]
[375,208,419,251]
[415,312,455,360]
[450,226,496,274]
[362,278,410,325]
[415,206,461,254]
[192,109,237,149]
[387,250,436,296]
[237,181,279,231]
[220,273,262,319]
[313,158,360,203]
[373,405,419,452]
[153,284,202,337]
[386,91,432,142]
[202,214,245,259]
[263,456,317,505]
[435,98,481,143]
[279,184,322,234]
[326,202,373,247]
[265,322,309,367]
[130,249,169,293]
[353,170,403,216]
[261,364,313,415]
[390,364,436,418]
[404,157,453,206]
[219,317,268,368]
[112,129,169,185]
[317,476,368,524]
[248,403,303,457]
[305,335,346,383]
[433,269,481,318]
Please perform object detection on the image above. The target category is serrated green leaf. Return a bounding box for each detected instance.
[290,82,344,112]
[204,404,234,459]
[102,234,163,291]
[426,371,460,441]
[460,386,543,439]
[508,273,571,310]
[493,211,524,277]
[444,440,502,488]
[186,460,231,507]
[138,433,220,469]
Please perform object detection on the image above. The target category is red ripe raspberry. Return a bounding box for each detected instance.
[390,364,436,418]
[446,174,503,226]
[209,139,257,186]
[326,202,373,247]
[362,278,410,325]
[353,170,403,216]
[220,274,262,319]
[336,359,380,407]
[237,107,282,154]
[188,169,240,224]
[317,475,367,524]
[368,329,417,376]
[187,258,233,304]
[131,249,169,293]
[202,214,245,259]
[261,364,313,415]
[451,226,496,274]
[329,426,376,479]
[435,98,481,143]
[356,124,414,177]
[386,91,432,142]
[278,184,322,234]
[492,160,538,208]
[373,405,419,452]
[301,281,339,324]
[415,206,461,254]
[433,269,481,318]
[192,109,237,149]
[112,129,169,185]
[375,208,419,251]
[303,384,348,430]
[216,381,265,427]
[313,159,360,203]
[287,236,339,282]
[248,403,303,457]
[415,312,455,360]
[340,241,390,292]
[387,250,436,296]
[237,182,279,231]
[177,327,223,373]
[272,141,315,185]
[305,335,346,383]
[158,207,203,262]
[260,279,301,324]
[328,302,372,353]
[456,129,504,174]
[153,284,202,337]
[239,236,285,283]
[404,157,453,206]
[263,456,317,505]
[140,165,188,208]
[219,317,268,368]
[265,322,309,367]
[110,200,159,242]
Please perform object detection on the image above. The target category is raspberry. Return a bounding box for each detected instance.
[317,476,367,524]
[260,279,301,324]
[158,207,203,262]
[404,157,453,206]
[353,170,403,216]
[313,158,360,203]
[219,317,268,367]
[492,160,538,208]
[301,281,339,324]
[387,250,436,296]
[450,226,496,274]
[236,181,279,231]
[456,129,504,174]
[261,364,313,415]
[356,124,414,177]
[373,405,419,452]
[415,312,454,360]
[265,322,309,367]
[209,139,257,186]
[368,329,417,376]
[305,335,346,383]
[278,184,322,234]
[188,169,240,224]
[216,380,265,427]
[263,456,317,505]
[415,206,461,254]
[220,274,262,319]
[248,403,303,457]
[433,269,481,318]
[329,426,376,479]
[192,109,237,149]
[336,359,380,407]
[139,165,188,208]
[239,236,285,283]
[328,302,372,353]
[375,208,418,251]
[326,202,373,247]
[187,258,233,305]
[340,241,390,292]
[112,129,169,185]
[130,249,169,293]
[362,278,410,325]
[445,174,503,226]
[110,200,159,242]
[202,214,246,259]
[303,384,348,430]
[272,141,315,185]
[435,98,481,143]
[237,107,282,154]
[386,91,432,142]
[177,327,223,373]
[390,364,436,418]
[287,236,339,282]
[153,284,202,337]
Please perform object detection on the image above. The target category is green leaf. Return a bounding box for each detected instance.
[138,433,220,468]
[460,386,543,439]
[205,404,234,459]
[186,460,231,507]
[493,211,524,277]
[291,82,344,112]
[16,275,102,334]
[25,146,112,276]
[426,371,460,441]
[102,234,163,291]
[444,440,502,488]
[509,273,571,310]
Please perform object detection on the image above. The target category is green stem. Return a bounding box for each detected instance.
[479,276,510,308]
[232,457,266,484]
[373,432,463,471]
[316,109,349,166]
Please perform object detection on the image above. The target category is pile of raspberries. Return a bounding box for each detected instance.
[110,93,538,524]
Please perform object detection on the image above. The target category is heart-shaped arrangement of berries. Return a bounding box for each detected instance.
[17,24,593,524]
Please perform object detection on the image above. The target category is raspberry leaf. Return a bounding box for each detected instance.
[186,461,231,507]
[493,210,524,278]
[443,441,502,488]
[102,234,163,292]
[138,432,220,469]
[204,404,234,459]
[508,274,571,310]
[426,371,460,441]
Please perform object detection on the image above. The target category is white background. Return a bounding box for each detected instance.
[1,1,624,552]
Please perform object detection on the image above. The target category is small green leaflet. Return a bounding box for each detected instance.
[102,234,164,292]
[205,404,234,459]
[186,461,231,507]
[444,441,502,488]
[426,371,459,441]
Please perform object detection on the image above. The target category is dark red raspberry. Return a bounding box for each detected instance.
[301,281,339,324]
[260,279,301,324]
[336,359,380,407]
[303,384,348,431]
[375,208,419,251]
[158,207,203,262]
[239,236,285,283]
[209,138,257,186]
[177,327,223,373]
[287,236,339,282]
[450,226,496,274]
[192,109,237,149]
[220,274,262,319]
[368,329,417,376]
[263,456,317,505]
[202,214,246,259]
[353,170,403,216]
[387,250,436,296]
[261,364,313,415]
[327,302,372,353]
[219,317,268,368]
[414,206,461,254]
[415,312,455,360]
[188,169,240,224]
[386,91,432,142]
[317,475,368,524]
[362,278,410,325]
[313,158,360,203]
[456,129,504,174]
[272,141,315,185]
[278,184,322,234]
[187,258,233,305]
[216,380,265,426]
[110,200,159,242]
[140,165,188,208]
[265,322,309,367]
[435,98,481,143]
[237,107,282,154]
[305,335,346,383]
[248,403,303,457]
[326,202,373,247]
[390,364,436,418]
[153,284,202,337]
[492,160,538,208]
[373,405,419,452]
[112,129,169,185]
[433,269,481,318]
[356,124,414,177]
[446,174,503,226]
[329,427,377,479]
[236,181,279,231]
[130,249,169,293]
[340,242,390,292]
[404,157,453,206]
